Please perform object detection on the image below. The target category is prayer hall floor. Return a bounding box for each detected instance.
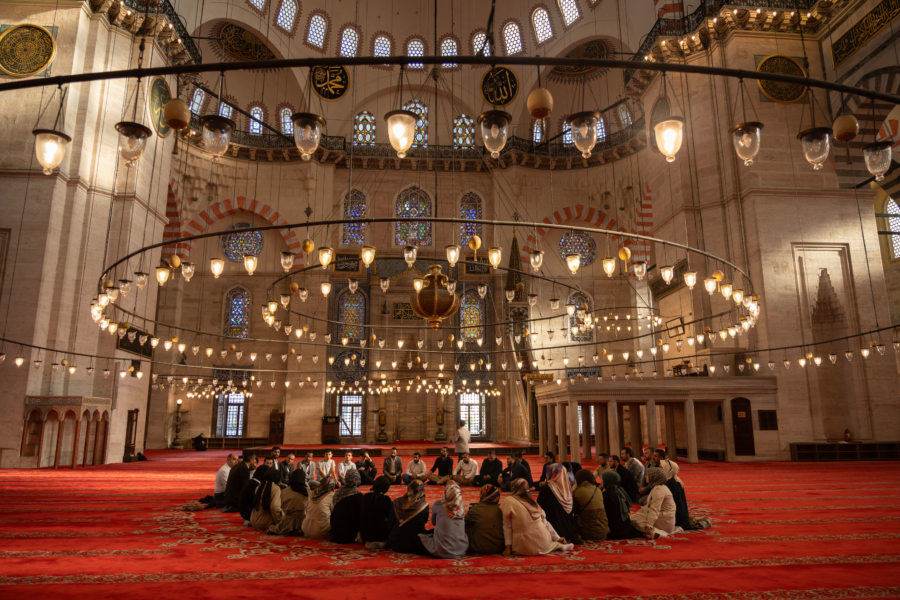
[0,450,898,600]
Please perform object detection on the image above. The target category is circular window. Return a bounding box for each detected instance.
[557,231,597,267]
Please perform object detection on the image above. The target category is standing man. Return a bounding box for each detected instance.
[452,452,479,486]
[383,447,403,485]
[428,447,454,485]
[454,420,471,457]
[403,451,428,484]
[318,449,338,487]
[214,453,238,507]
[337,451,357,485]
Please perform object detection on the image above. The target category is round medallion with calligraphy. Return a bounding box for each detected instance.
[310,65,350,101]
[756,54,807,104]
[481,66,518,107]
[147,77,172,138]
[0,24,56,78]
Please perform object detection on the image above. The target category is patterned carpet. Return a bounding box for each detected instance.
[0,450,898,599]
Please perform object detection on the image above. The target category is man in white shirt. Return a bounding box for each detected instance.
[317,449,337,486]
[452,452,479,486]
[214,454,238,507]
[403,451,428,484]
[337,451,357,485]
[454,420,471,456]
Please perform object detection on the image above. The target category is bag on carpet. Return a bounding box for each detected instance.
[181,501,206,511]
[689,516,711,529]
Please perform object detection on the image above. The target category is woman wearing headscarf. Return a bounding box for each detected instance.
[629,466,677,538]
[240,465,267,523]
[464,484,504,554]
[500,479,573,556]
[536,463,580,544]
[572,469,609,541]
[610,455,640,504]
[360,476,393,549]
[250,467,284,532]
[420,481,468,559]
[301,477,335,539]
[600,470,643,540]
[268,469,308,535]
[660,457,693,530]
[387,480,429,555]
[330,468,363,543]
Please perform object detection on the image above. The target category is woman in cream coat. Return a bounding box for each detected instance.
[302,477,335,539]
[500,478,573,556]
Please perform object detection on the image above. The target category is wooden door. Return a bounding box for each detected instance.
[123,409,139,462]
[268,411,285,444]
[731,398,755,456]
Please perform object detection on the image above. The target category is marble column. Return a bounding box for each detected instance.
[568,398,581,464]
[547,403,557,454]
[581,404,592,460]
[684,399,699,463]
[555,403,566,461]
[722,398,734,461]
[629,404,642,451]
[664,404,677,453]
[607,400,620,456]
[646,399,658,450]
[538,404,548,456]
[593,403,606,456]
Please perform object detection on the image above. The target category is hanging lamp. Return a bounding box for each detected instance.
[32,85,71,175]
[477,110,512,158]
[292,112,326,161]
[385,66,417,159]
[567,111,599,159]
[199,72,235,158]
[730,79,763,166]
[653,75,685,162]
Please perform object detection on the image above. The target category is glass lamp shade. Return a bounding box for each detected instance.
[704,277,718,294]
[732,288,744,305]
[477,284,488,298]
[567,111,599,158]
[318,246,334,269]
[267,300,279,314]
[445,244,460,267]
[413,278,425,292]
[633,260,648,280]
[488,247,502,268]
[134,271,149,289]
[477,110,512,158]
[505,290,515,302]
[863,141,892,181]
[384,109,418,158]
[720,282,733,300]
[566,253,581,274]
[529,250,544,271]
[291,112,326,161]
[280,251,295,272]
[360,246,376,267]
[446,280,456,293]
[181,262,195,281]
[210,258,225,278]
[730,121,763,166]
[114,121,152,166]
[243,255,258,275]
[654,117,685,162]
[683,271,697,289]
[379,278,390,292]
[602,257,616,277]
[198,114,235,158]
[155,266,170,286]
[298,288,310,301]
[566,303,576,316]
[280,293,291,308]
[660,265,674,284]
[403,245,418,267]
[550,297,560,310]
[32,129,71,175]
[797,127,832,170]
[348,279,359,293]
[321,281,332,297]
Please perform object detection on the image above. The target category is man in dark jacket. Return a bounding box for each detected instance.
[476,449,502,486]
[427,446,454,484]
[222,451,256,512]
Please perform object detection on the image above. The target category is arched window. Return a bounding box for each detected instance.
[222,223,263,262]
[887,198,900,260]
[596,117,607,143]
[248,0,266,10]
[533,8,553,43]
[558,230,596,266]
[338,290,366,342]
[460,289,485,341]
[218,101,233,119]
[353,110,375,146]
[281,107,294,135]
[373,34,392,57]
[562,121,573,145]
[402,99,428,147]
[558,0,581,26]
[503,21,523,55]
[472,30,490,56]
[275,0,298,32]
[339,26,359,57]
[407,38,425,69]
[440,37,458,68]
[533,119,543,143]
[224,287,251,338]
[568,291,593,342]
[307,13,327,47]
[395,186,432,246]
[452,114,475,148]
[618,103,633,127]
[459,192,482,245]
[249,106,264,135]
[342,188,367,245]
[189,88,205,115]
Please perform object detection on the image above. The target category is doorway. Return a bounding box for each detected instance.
[731,398,755,456]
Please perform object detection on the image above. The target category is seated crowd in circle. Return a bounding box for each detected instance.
[212,445,702,557]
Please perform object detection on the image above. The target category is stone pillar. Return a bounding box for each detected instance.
[546,404,555,454]
[629,404,642,451]
[538,404,547,456]
[684,399,699,463]
[593,403,606,457]
[616,403,625,454]
[646,399,658,450]
[568,398,581,464]
[581,404,592,460]
[557,402,569,461]
[664,404,677,454]
[721,398,734,461]
[607,400,620,456]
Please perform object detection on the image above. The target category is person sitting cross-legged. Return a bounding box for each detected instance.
[403,451,428,484]
[355,451,378,485]
[629,466,678,539]
[476,449,502,487]
[536,463,580,545]
[452,452,479,486]
[298,451,318,489]
[211,453,237,508]
[427,447,454,485]
[317,450,338,488]
[420,481,468,559]
[387,480,429,555]
[600,470,643,540]
[500,478,573,556]
[222,451,256,513]
[572,469,609,542]
[337,451,357,486]
[302,478,335,539]
[360,476,394,550]
[268,469,308,536]
[330,469,363,544]
[250,467,284,532]
[465,484,504,555]
[383,447,403,486]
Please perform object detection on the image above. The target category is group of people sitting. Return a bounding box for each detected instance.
[204,444,702,559]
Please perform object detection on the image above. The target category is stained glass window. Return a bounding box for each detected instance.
[218,101,233,119]
[307,13,327,47]
[503,22,523,55]
[190,88,205,115]
[339,26,359,57]
[533,8,553,43]
[562,121,573,145]
[353,111,375,146]
[597,117,607,143]
[618,103,633,127]
[441,37,458,68]
[342,189,367,245]
[224,287,251,338]
[249,106,264,135]
[533,119,543,143]
[374,34,391,57]
[281,107,294,135]
[452,114,475,148]
[472,31,490,56]
[888,198,900,259]
[223,223,263,262]
[248,0,266,9]
[402,99,428,147]
[559,0,581,26]
[460,289,484,340]
[407,38,425,69]
[568,291,593,342]
[459,192,482,245]
[558,230,596,266]
[275,0,298,31]
[338,291,365,342]
[395,186,432,246]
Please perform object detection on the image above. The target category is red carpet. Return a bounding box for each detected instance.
[0,450,898,599]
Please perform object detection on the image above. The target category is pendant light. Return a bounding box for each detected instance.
[529,250,544,272]
[210,258,225,278]
[385,66,417,159]
[403,245,417,267]
[445,244,460,267]
[863,142,892,181]
[360,246,376,267]
[653,75,685,163]
[487,247,502,269]
[660,265,674,285]
[730,79,763,166]
[797,86,832,170]
[292,112,326,161]
[566,253,581,274]
[477,110,512,158]
[318,246,334,269]
[602,257,616,277]
[280,252,295,272]
[199,72,235,158]
[33,85,71,175]
[567,111,599,159]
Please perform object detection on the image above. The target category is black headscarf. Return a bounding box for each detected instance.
[289,468,308,496]
[372,475,391,495]
[601,470,631,522]
[253,466,282,511]
[575,468,596,487]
